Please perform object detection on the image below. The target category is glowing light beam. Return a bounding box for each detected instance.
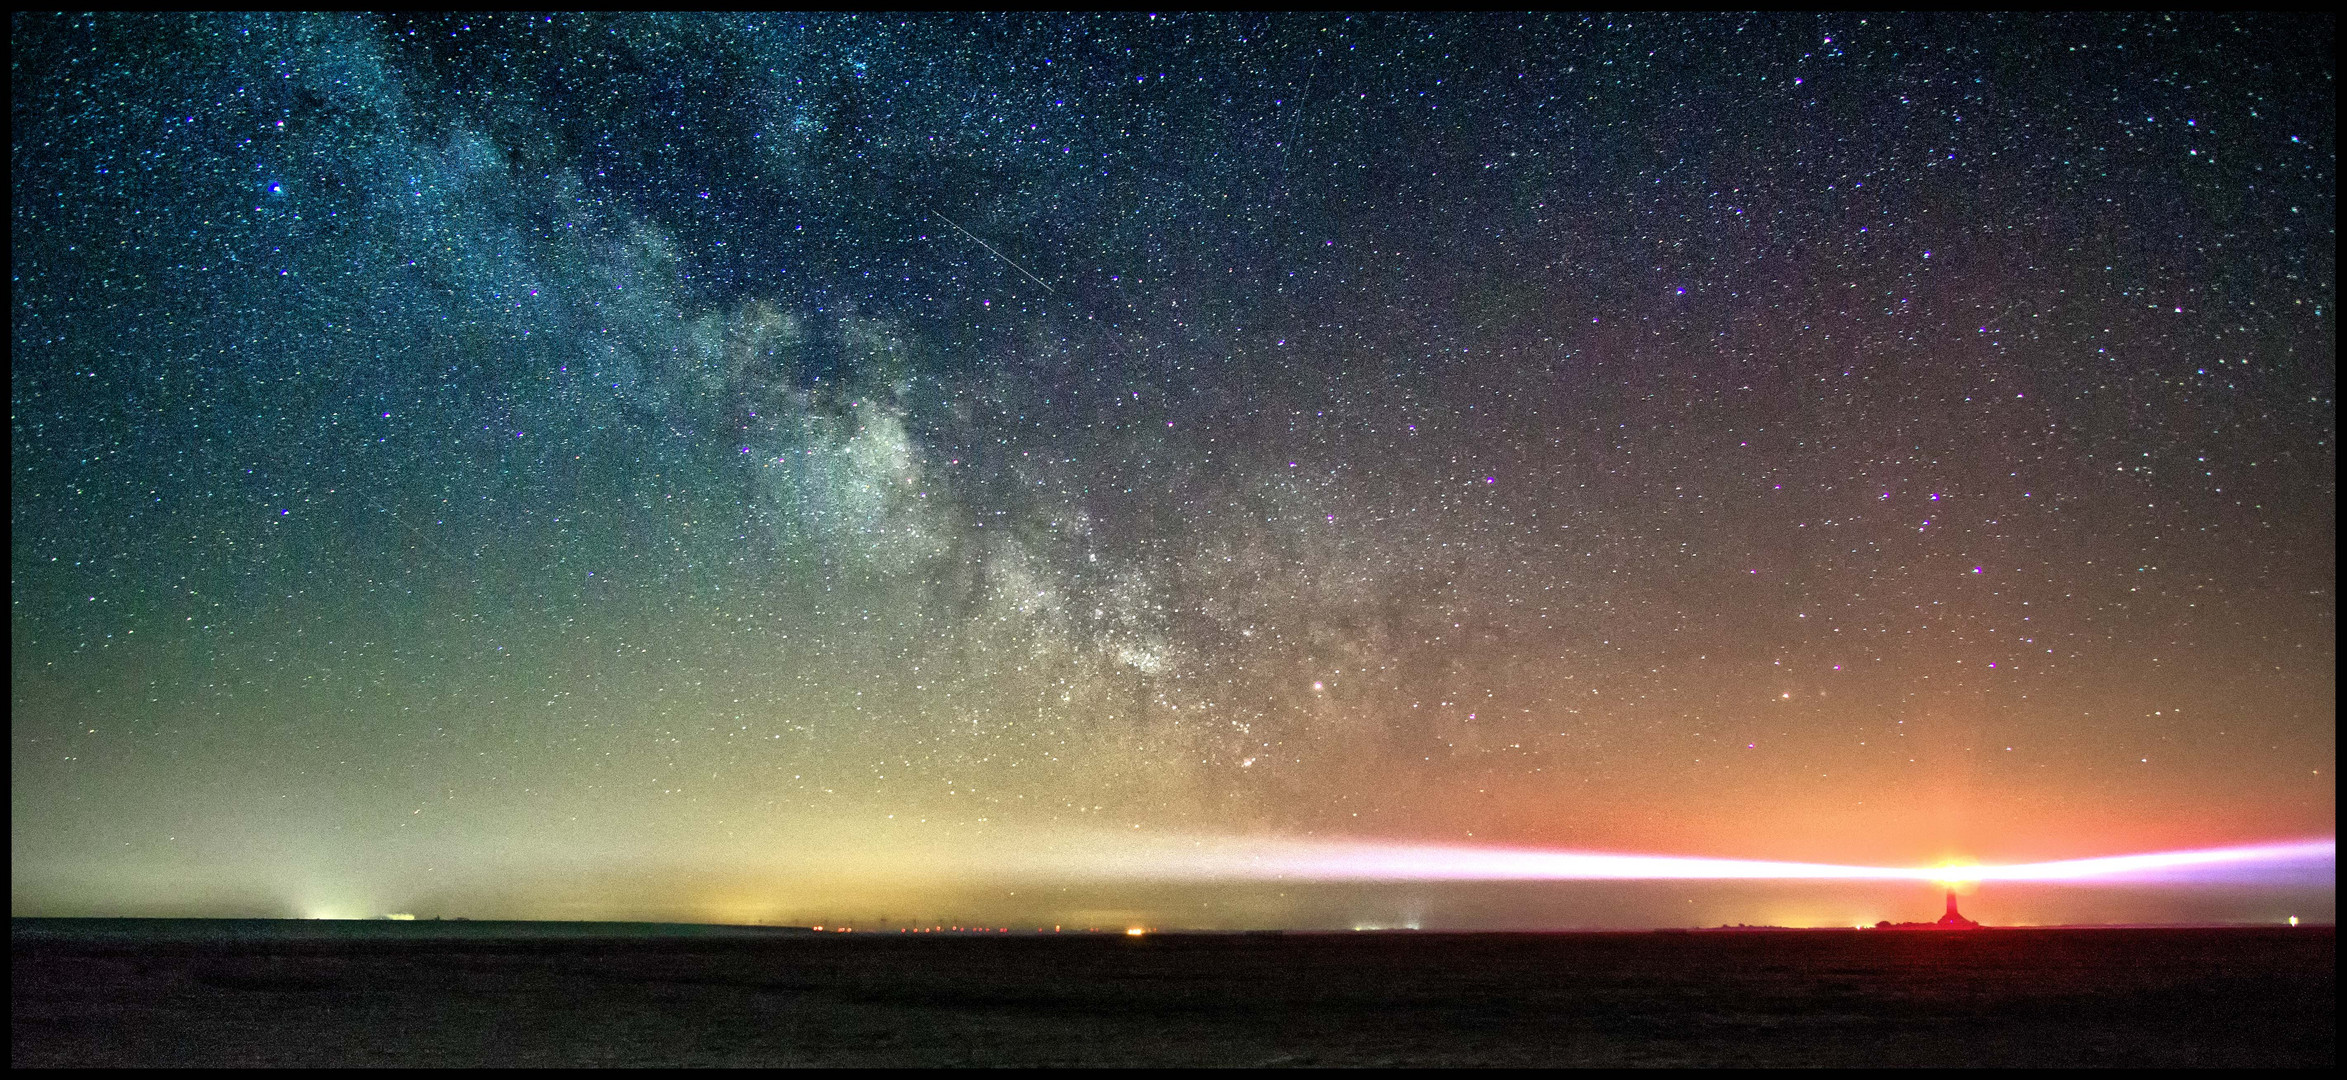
[1033,838,2334,886]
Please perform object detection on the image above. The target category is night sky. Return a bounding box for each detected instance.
[12,14,2334,930]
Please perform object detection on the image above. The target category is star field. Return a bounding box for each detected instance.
[11,13,2334,928]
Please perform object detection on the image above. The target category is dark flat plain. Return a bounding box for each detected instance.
[12,922,2333,1067]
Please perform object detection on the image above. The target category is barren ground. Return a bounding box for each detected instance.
[12,922,2333,1067]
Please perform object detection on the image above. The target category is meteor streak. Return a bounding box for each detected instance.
[928,208,1056,294]
[1031,838,2335,886]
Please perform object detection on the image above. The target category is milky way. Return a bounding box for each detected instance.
[11,14,2333,928]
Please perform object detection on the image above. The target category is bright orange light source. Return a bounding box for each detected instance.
[1932,860,1983,890]
[1126,927,1147,937]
